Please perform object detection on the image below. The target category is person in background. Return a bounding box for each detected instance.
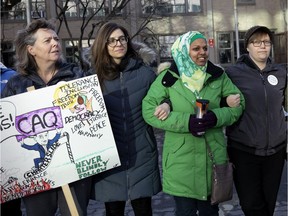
[1,18,91,216]
[88,22,169,216]
[142,31,244,216]
[225,25,287,216]
[0,62,17,93]
[0,64,21,216]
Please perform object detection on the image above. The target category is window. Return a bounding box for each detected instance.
[1,0,46,20]
[217,31,261,65]
[1,42,16,68]
[31,0,46,19]
[1,0,26,20]
[142,34,180,62]
[64,39,93,64]
[158,35,180,59]
[237,0,255,5]
[217,33,233,64]
[64,1,78,18]
[233,32,246,60]
[141,0,202,15]
[62,0,123,18]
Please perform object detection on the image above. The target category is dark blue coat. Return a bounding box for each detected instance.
[0,67,17,94]
[93,57,161,201]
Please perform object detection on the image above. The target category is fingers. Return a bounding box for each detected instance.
[227,94,241,108]
[234,94,240,106]
[154,104,170,120]
[154,109,168,120]
[158,112,168,120]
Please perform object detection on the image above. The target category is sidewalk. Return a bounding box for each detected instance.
[87,128,287,215]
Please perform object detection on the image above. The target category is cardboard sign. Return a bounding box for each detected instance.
[0,75,120,203]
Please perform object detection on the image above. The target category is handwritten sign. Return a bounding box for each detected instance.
[15,106,63,141]
[0,75,120,203]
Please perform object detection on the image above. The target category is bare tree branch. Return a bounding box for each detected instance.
[50,0,156,70]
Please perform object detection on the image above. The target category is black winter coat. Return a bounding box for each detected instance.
[226,54,287,156]
[1,63,83,97]
[92,57,161,202]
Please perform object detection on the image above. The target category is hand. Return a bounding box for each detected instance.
[226,94,240,108]
[202,111,217,129]
[154,102,170,120]
[188,112,217,137]
[56,128,62,134]
[188,115,205,137]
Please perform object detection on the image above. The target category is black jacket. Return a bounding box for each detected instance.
[226,54,287,156]
[1,63,83,97]
[92,57,161,201]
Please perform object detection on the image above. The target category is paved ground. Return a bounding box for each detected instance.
[87,129,287,216]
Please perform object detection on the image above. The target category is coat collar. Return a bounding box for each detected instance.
[161,60,224,87]
[236,54,276,72]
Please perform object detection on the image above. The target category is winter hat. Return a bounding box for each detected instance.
[244,26,273,48]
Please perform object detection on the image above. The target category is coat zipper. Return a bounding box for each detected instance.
[259,72,269,154]
[120,71,131,199]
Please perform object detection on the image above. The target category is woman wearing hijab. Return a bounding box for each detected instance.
[142,31,245,216]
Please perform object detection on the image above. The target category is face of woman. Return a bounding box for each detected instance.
[189,38,208,66]
[107,29,128,64]
[246,34,271,63]
[27,28,62,65]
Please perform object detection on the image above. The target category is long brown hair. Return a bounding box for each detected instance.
[91,22,138,89]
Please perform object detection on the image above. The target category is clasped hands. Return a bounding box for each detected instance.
[189,111,217,137]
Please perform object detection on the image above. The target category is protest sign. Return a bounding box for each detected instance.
[0,75,120,203]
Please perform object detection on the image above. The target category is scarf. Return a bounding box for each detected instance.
[171,31,207,97]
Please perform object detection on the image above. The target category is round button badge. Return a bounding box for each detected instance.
[267,75,278,86]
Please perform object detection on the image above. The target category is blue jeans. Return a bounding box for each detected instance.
[174,196,219,216]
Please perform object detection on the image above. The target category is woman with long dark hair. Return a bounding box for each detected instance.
[89,22,168,216]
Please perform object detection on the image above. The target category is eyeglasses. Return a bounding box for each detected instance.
[107,36,128,47]
[251,40,272,47]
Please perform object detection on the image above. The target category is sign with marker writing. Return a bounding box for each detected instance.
[0,75,120,203]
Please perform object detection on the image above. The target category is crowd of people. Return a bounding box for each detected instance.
[1,18,286,216]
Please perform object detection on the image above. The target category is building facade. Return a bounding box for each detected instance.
[1,0,287,68]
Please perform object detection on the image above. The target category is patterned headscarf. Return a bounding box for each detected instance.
[171,31,207,97]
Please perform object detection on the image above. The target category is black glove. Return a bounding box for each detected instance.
[188,112,217,137]
[189,114,205,137]
[202,111,217,129]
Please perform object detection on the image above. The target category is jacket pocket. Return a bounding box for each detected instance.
[164,135,192,171]
[166,135,186,153]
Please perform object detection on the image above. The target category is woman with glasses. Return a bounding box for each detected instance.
[225,26,287,216]
[89,22,169,216]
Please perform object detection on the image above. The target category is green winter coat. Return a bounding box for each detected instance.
[142,61,245,201]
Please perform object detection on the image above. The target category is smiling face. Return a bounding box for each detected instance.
[27,28,62,66]
[107,28,128,64]
[189,38,208,66]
